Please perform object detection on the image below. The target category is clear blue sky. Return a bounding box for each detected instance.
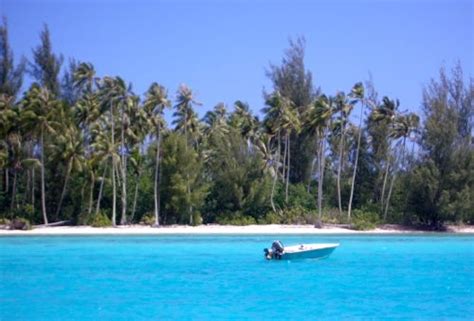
[2,0,473,120]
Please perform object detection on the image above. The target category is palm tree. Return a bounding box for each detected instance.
[20,84,60,225]
[51,126,85,217]
[333,92,355,215]
[203,103,229,139]
[305,94,335,227]
[370,96,398,216]
[347,82,365,221]
[143,82,171,226]
[382,112,420,220]
[279,96,300,203]
[262,92,285,212]
[173,84,201,225]
[73,62,98,94]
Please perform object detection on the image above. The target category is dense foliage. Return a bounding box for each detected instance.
[1,22,473,228]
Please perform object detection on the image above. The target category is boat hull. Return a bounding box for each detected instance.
[264,243,339,260]
[281,245,337,260]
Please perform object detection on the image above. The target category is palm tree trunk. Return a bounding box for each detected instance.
[130,171,141,224]
[282,136,287,182]
[316,129,327,227]
[120,107,127,225]
[285,133,290,203]
[95,166,107,215]
[380,161,390,213]
[32,167,35,209]
[337,126,345,216]
[270,132,281,213]
[384,138,406,221]
[40,126,48,225]
[55,159,72,217]
[347,102,364,221]
[184,113,192,225]
[88,173,94,216]
[153,131,161,226]
[10,170,17,210]
[111,108,117,226]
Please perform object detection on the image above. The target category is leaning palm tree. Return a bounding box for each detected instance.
[20,84,60,225]
[382,112,420,220]
[262,92,285,212]
[143,82,171,226]
[347,82,365,221]
[370,96,398,215]
[305,94,335,227]
[333,92,355,216]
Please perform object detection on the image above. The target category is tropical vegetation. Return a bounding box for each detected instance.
[1,21,472,229]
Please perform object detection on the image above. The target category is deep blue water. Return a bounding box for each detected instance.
[0,235,473,320]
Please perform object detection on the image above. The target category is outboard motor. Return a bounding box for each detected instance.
[264,240,285,260]
[272,240,284,259]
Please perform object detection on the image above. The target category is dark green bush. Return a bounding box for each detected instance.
[351,209,379,230]
[216,213,257,225]
[140,212,155,226]
[88,211,112,227]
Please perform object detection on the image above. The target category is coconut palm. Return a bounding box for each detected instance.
[347,82,365,221]
[382,112,420,220]
[173,84,201,225]
[305,94,335,227]
[51,126,85,217]
[73,62,98,94]
[333,92,355,215]
[262,92,286,212]
[20,84,60,225]
[143,82,171,226]
[229,101,259,142]
[370,96,398,215]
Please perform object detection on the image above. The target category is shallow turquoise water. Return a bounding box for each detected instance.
[0,235,473,320]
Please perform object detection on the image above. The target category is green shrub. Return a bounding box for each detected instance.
[259,212,282,224]
[216,213,256,225]
[88,211,112,227]
[351,209,379,230]
[140,212,155,226]
[10,217,31,230]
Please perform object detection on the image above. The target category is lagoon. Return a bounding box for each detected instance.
[1,235,473,320]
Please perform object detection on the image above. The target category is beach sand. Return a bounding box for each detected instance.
[1,224,473,235]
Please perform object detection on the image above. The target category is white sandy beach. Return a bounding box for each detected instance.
[1,224,473,235]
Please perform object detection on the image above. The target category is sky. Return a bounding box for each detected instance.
[1,0,473,121]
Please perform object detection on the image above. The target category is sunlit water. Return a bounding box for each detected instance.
[1,235,473,320]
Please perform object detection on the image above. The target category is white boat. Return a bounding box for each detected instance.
[264,241,339,260]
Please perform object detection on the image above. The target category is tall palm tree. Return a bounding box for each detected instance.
[333,92,355,215]
[262,92,285,212]
[383,112,420,220]
[347,82,365,221]
[370,96,398,216]
[279,96,300,203]
[305,94,335,227]
[73,62,98,94]
[51,126,85,217]
[173,84,201,225]
[20,84,60,225]
[143,82,171,226]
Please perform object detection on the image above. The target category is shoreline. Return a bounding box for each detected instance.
[1,224,473,236]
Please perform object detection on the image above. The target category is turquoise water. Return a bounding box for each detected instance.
[1,235,473,320]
